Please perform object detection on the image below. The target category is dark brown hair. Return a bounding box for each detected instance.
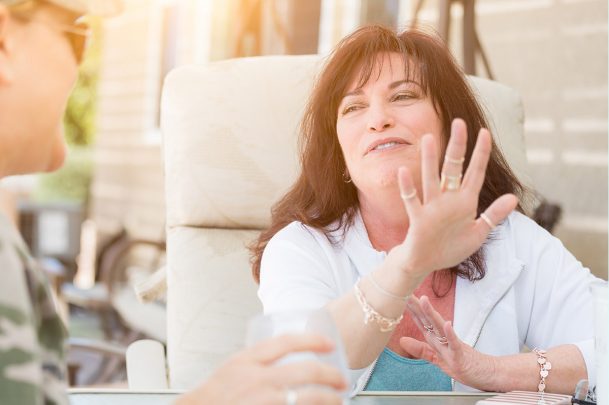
[250,25,525,291]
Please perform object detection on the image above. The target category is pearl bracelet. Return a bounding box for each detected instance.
[533,348,552,393]
[354,280,403,332]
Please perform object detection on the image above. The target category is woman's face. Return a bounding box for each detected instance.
[336,52,443,198]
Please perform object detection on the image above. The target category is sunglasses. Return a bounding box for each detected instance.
[8,1,91,64]
[53,19,91,64]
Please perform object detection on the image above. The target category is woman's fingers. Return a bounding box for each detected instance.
[418,296,452,349]
[443,320,461,350]
[407,297,450,350]
[440,119,468,192]
[272,361,346,390]
[475,193,519,239]
[246,334,334,364]
[420,296,448,334]
[409,307,430,336]
[406,296,432,330]
[398,166,422,216]
[421,134,441,202]
[409,295,446,342]
[399,337,436,363]
[462,128,492,194]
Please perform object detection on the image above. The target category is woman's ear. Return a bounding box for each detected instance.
[0,5,15,85]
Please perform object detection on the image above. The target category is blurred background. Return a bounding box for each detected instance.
[0,0,606,387]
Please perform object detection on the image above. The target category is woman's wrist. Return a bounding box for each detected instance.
[382,250,426,291]
[458,348,501,392]
[373,265,422,299]
[477,353,501,392]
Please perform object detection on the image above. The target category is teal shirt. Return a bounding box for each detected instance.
[364,348,452,391]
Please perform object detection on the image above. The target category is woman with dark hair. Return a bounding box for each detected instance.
[253,25,597,395]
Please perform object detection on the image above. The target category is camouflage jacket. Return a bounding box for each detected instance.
[0,213,68,405]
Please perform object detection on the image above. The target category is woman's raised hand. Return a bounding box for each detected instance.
[389,118,518,281]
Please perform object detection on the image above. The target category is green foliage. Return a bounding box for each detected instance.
[33,147,93,203]
[63,17,103,146]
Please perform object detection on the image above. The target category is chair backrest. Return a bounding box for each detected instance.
[161,54,528,389]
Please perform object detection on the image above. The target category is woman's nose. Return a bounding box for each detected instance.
[367,104,395,132]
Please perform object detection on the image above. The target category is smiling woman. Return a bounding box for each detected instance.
[252,25,600,397]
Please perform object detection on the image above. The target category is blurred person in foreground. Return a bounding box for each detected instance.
[0,1,345,404]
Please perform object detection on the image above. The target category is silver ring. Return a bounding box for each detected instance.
[424,324,435,333]
[285,388,297,405]
[444,156,465,165]
[480,212,496,229]
[435,335,449,345]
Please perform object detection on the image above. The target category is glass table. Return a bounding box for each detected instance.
[68,389,492,404]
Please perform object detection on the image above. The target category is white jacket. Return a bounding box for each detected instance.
[258,211,598,394]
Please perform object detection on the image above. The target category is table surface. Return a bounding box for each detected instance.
[68,389,492,405]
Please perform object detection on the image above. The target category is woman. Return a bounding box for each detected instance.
[0,1,345,404]
[253,25,597,395]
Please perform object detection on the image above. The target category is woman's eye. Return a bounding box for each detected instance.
[392,92,416,102]
[342,104,363,115]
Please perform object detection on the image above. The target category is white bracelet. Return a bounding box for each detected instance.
[368,274,410,302]
[533,348,552,393]
[353,280,403,332]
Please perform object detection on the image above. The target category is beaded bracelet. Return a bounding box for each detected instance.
[533,348,552,393]
[354,280,403,332]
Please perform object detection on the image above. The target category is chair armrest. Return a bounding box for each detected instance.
[99,238,166,296]
[126,339,168,390]
[133,266,167,303]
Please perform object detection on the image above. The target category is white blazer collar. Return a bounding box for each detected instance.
[453,228,524,346]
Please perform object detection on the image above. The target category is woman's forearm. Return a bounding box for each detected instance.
[486,344,587,394]
[327,261,423,369]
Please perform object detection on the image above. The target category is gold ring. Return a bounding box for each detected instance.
[440,173,462,191]
[400,189,417,200]
[444,156,465,165]
[480,212,496,229]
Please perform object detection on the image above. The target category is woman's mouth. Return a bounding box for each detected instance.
[372,141,401,151]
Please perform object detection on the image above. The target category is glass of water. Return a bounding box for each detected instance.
[245,308,350,399]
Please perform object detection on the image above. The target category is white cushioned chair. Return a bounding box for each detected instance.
[160,54,530,389]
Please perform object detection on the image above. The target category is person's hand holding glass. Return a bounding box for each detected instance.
[177,328,347,405]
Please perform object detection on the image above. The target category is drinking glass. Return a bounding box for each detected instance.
[245,308,350,399]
